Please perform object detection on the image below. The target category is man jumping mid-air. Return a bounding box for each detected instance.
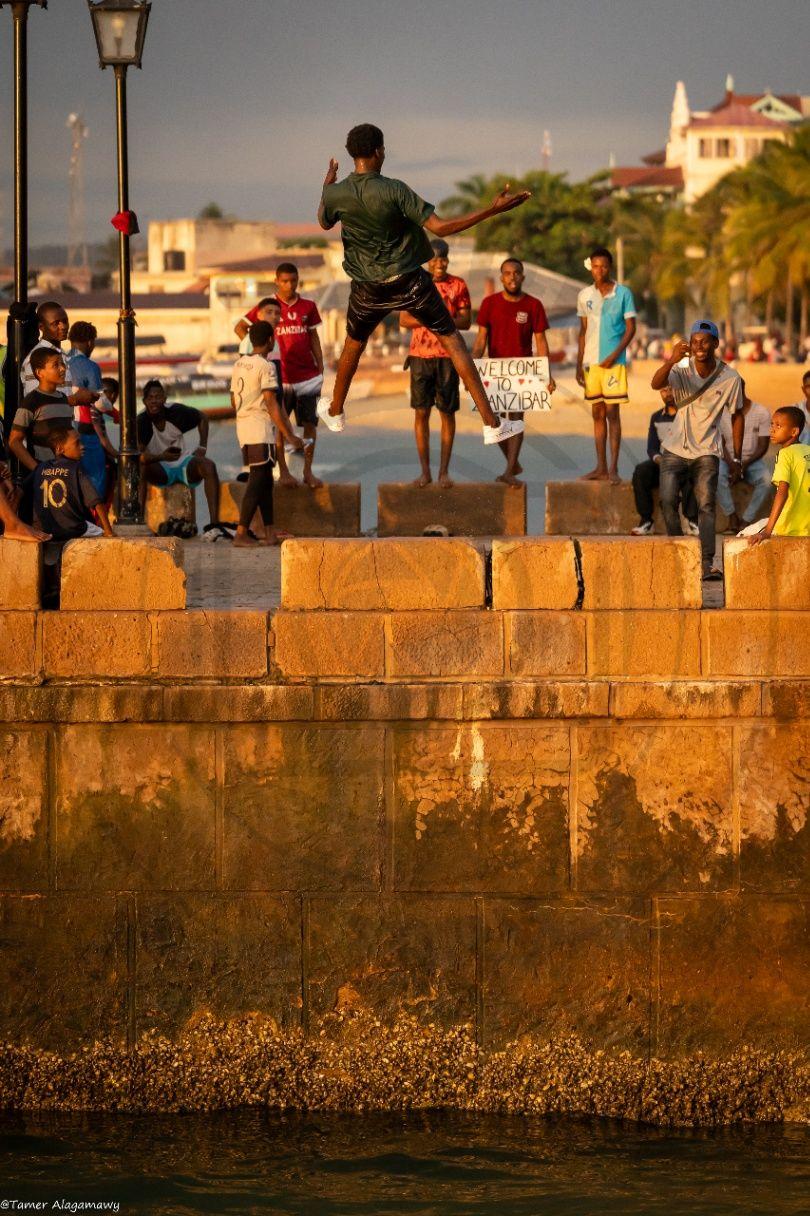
[316,123,529,445]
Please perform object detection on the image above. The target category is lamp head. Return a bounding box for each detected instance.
[88,0,150,69]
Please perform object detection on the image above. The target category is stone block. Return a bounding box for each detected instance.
[220,480,361,537]
[702,611,810,677]
[0,539,41,609]
[272,611,385,679]
[0,728,48,890]
[576,723,734,893]
[738,725,809,892]
[611,681,761,719]
[393,724,570,893]
[377,481,526,537]
[577,538,702,609]
[162,684,314,723]
[0,611,39,680]
[222,724,384,891]
[723,537,810,610]
[387,611,504,679]
[154,610,270,678]
[506,612,586,676]
[60,537,186,610]
[544,479,756,535]
[482,897,652,1050]
[144,483,196,534]
[281,537,485,611]
[586,610,701,678]
[462,680,610,720]
[654,894,809,1056]
[491,538,579,610]
[0,684,164,724]
[316,683,464,722]
[55,725,216,890]
[762,681,810,720]
[307,895,477,1026]
[0,894,128,1050]
[42,611,152,679]
[135,893,302,1037]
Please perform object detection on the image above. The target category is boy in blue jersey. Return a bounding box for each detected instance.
[576,247,637,484]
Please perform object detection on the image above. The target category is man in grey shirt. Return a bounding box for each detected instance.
[651,320,744,579]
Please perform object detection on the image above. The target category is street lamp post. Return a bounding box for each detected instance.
[0,1,47,427]
[87,0,150,525]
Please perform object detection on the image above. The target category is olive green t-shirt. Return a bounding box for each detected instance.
[321,171,435,284]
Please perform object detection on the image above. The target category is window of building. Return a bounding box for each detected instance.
[698,138,712,158]
[163,250,186,272]
[715,138,732,158]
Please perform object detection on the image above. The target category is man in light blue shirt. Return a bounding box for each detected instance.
[66,320,114,496]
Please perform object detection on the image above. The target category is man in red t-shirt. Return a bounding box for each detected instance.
[472,258,556,485]
[400,239,471,487]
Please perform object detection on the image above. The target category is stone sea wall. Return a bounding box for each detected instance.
[0,535,807,1121]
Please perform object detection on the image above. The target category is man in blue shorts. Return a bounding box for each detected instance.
[137,379,227,535]
[316,122,529,445]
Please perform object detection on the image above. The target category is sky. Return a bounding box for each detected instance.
[0,0,808,250]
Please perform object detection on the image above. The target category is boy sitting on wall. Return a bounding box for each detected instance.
[33,426,115,541]
[746,407,810,542]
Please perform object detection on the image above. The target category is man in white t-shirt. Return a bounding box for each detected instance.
[717,386,772,532]
[651,319,744,579]
[229,321,304,546]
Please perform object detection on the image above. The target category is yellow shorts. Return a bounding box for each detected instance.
[584,364,629,404]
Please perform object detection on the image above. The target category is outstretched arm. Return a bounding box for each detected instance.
[425,184,531,239]
[318,159,340,230]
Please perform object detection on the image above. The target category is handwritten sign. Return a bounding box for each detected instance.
[465,357,552,413]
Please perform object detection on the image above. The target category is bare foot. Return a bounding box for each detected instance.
[609,470,622,485]
[514,462,523,475]
[260,528,294,546]
[233,533,258,548]
[580,468,609,481]
[303,471,324,489]
[3,520,51,543]
[412,472,432,487]
[496,473,523,488]
[437,473,454,489]
[277,471,300,487]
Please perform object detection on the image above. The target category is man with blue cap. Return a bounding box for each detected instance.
[651,321,745,579]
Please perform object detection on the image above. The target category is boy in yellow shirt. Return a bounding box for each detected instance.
[748,406,810,543]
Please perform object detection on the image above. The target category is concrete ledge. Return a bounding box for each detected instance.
[60,538,186,611]
[154,611,270,678]
[723,537,810,610]
[702,611,810,677]
[578,537,702,609]
[0,540,41,609]
[386,610,504,679]
[220,481,361,537]
[273,611,386,679]
[545,479,758,535]
[281,538,485,610]
[492,538,579,610]
[377,482,526,537]
[586,610,702,678]
[144,484,196,534]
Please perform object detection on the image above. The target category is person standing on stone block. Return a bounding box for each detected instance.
[316,122,528,447]
[717,384,772,533]
[631,388,699,536]
[229,321,304,547]
[746,407,810,542]
[400,239,470,488]
[473,257,556,487]
[651,320,745,581]
[576,248,637,485]
[66,321,118,500]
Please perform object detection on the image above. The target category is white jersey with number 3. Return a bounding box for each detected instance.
[230,353,278,447]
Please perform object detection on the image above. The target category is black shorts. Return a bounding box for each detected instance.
[241,442,276,468]
[346,268,456,344]
[409,356,460,414]
[283,385,318,427]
